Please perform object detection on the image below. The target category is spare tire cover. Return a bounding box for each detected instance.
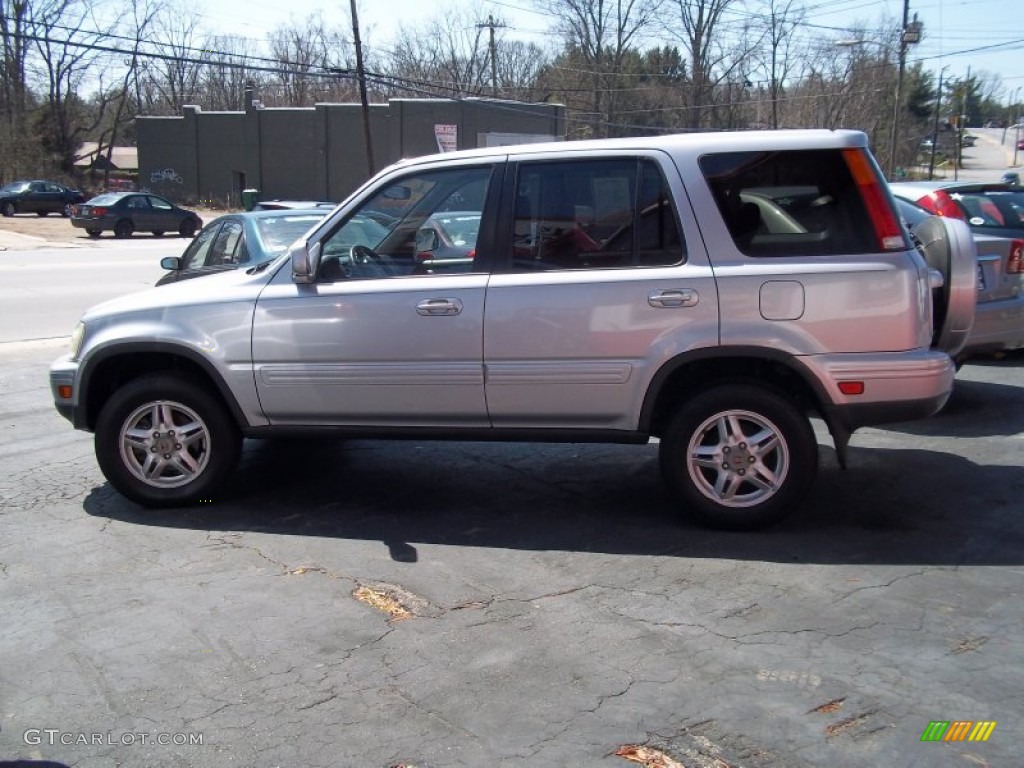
[912,215,976,356]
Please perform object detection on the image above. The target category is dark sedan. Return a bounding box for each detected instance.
[157,209,327,285]
[70,192,202,238]
[0,180,85,217]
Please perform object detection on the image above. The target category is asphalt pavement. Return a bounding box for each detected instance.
[1,337,1022,767]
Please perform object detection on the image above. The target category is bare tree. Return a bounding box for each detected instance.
[534,0,663,137]
[668,0,742,131]
[202,34,264,110]
[495,38,549,102]
[29,0,116,172]
[388,9,493,97]
[87,0,159,186]
[0,0,37,179]
[139,0,204,114]
[753,0,804,128]
[269,13,339,106]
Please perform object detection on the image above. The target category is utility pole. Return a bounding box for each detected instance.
[956,66,971,181]
[928,67,946,180]
[476,15,506,97]
[888,1,921,179]
[350,0,375,175]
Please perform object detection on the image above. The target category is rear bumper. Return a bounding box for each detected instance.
[802,349,955,430]
[960,295,1024,356]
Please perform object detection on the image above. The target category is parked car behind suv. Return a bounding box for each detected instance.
[157,209,329,285]
[50,130,976,529]
[70,192,202,238]
[895,196,1024,359]
[0,179,85,217]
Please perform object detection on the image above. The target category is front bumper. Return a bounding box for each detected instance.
[50,354,83,428]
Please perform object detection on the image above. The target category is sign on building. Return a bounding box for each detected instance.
[434,124,458,153]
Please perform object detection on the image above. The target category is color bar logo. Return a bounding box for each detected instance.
[921,721,997,742]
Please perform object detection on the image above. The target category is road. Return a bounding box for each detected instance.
[934,126,1022,183]
[0,240,176,342]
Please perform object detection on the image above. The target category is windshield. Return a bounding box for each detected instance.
[254,214,327,253]
[950,190,1024,231]
[432,213,481,245]
[329,215,390,252]
[86,193,122,205]
[1,181,29,193]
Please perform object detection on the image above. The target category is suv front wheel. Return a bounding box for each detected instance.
[659,384,817,529]
[95,374,241,507]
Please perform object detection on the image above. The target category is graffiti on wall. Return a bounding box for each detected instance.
[150,168,183,184]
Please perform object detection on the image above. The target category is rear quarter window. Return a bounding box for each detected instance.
[700,149,885,256]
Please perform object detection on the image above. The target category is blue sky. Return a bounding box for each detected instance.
[201,0,1023,97]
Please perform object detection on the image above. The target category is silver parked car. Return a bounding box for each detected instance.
[893,190,1024,360]
[51,130,975,529]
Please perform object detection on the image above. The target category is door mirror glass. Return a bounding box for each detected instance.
[291,239,321,283]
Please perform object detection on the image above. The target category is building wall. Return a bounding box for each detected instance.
[137,96,565,206]
[195,112,247,206]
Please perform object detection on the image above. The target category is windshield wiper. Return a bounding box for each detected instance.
[247,261,273,274]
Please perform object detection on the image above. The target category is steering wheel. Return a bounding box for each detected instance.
[351,244,383,266]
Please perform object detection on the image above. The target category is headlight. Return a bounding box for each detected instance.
[69,321,85,360]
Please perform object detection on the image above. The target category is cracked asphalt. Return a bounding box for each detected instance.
[1,340,1022,768]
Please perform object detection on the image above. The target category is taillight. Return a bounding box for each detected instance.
[842,149,906,251]
[92,206,107,216]
[1008,239,1024,274]
[918,190,964,220]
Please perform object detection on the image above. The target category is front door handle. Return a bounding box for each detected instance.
[648,288,699,308]
[416,298,463,316]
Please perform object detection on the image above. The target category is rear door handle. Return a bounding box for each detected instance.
[648,288,698,308]
[416,298,463,316]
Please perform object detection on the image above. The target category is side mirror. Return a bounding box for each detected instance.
[160,256,182,271]
[291,240,321,284]
[415,228,438,253]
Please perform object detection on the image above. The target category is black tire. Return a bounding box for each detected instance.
[114,219,134,238]
[86,228,102,238]
[659,384,817,530]
[62,203,73,217]
[94,374,241,508]
[36,210,49,217]
[152,230,164,237]
[178,219,197,237]
[2,202,15,217]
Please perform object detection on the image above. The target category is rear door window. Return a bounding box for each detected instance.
[509,158,684,271]
[700,149,894,256]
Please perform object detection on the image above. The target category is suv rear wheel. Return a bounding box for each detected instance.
[95,374,241,507]
[659,384,817,529]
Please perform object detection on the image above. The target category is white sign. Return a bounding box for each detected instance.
[434,124,458,153]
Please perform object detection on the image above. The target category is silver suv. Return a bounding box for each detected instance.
[50,130,976,528]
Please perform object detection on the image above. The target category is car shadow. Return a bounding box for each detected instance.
[880,362,1024,438]
[84,434,1024,568]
